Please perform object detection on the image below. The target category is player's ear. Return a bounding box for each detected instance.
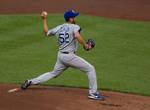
[70,18,74,22]
[69,18,72,21]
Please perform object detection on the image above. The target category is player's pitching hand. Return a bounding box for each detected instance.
[41,11,48,19]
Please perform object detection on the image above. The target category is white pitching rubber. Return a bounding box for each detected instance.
[8,88,19,93]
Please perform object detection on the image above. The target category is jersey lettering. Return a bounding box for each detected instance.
[58,33,69,45]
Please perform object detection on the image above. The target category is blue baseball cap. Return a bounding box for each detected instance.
[64,10,79,20]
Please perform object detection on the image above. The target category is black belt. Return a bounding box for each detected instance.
[61,51,75,54]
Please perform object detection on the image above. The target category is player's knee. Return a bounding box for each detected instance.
[90,65,95,71]
[88,65,95,73]
[86,65,96,78]
[51,70,62,78]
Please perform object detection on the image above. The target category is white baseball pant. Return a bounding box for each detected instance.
[30,52,98,94]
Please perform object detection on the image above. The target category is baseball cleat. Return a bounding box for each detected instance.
[88,92,105,100]
[21,80,32,90]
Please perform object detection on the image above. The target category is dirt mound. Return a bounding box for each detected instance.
[0,0,150,21]
[0,84,150,110]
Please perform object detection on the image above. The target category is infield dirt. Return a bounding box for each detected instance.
[0,0,150,21]
[0,84,150,110]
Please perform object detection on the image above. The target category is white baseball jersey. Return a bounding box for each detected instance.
[47,23,81,53]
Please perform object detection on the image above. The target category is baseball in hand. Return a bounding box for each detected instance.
[41,11,48,17]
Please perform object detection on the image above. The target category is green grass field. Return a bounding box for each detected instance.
[0,14,150,96]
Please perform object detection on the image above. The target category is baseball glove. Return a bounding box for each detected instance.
[85,39,95,51]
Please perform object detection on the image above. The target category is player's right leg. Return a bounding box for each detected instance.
[21,56,68,90]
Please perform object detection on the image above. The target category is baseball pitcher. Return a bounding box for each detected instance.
[21,10,105,100]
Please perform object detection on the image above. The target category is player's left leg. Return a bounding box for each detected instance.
[67,55,97,93]
[61,53,97,93]
[62,53,105,100]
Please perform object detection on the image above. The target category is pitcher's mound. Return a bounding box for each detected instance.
[0,84,150,110]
